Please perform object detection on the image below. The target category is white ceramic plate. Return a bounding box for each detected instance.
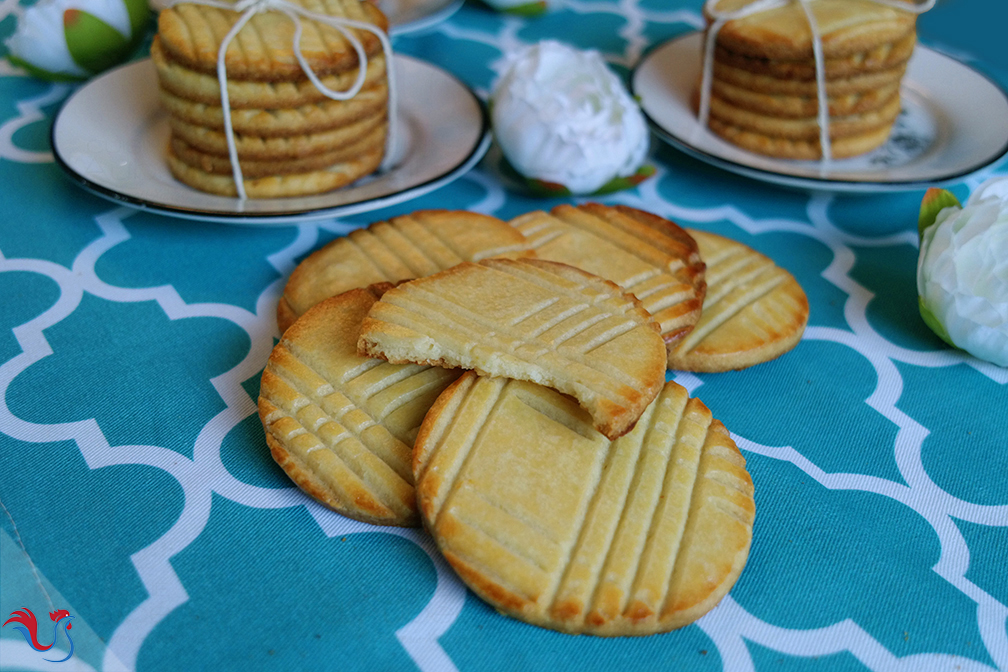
[52,55,490,224]
[631,32,1008,193]
[147,0,462,34]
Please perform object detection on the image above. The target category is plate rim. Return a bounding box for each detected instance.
[630,31,1008,193]
[50,54,491,225]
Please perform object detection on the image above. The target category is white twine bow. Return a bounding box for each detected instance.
[168,0,397,200]
[699,0,934,163]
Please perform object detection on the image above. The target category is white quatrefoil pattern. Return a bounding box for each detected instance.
[1,1,1006,671]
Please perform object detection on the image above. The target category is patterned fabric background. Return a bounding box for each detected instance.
[1,0,1006,670]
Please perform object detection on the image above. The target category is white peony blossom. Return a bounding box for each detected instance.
[491,40,649,194]
[917,176,1008,367]
[966,175,1008,206]
[5,0,134,79]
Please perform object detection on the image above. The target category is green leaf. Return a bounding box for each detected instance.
[526,179,572,197]
[500,155,656,197]
[493,0,548,16]
[592,164,656,195]
[918,187,960,239]
[124,0,152,42]
[64,9,131,74]
[918,296,957,349]
[507,1,548,16]
[7,54,87,82]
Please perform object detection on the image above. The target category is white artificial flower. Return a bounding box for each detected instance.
[966,174,1008,206]
[917,176,1008,367]
[5,0,133,79]
[490,40,649,194]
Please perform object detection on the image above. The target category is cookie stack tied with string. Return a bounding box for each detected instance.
[698,0,933,160]
[152,0,394,198]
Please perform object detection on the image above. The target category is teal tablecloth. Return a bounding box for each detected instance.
[1,1,1006,670]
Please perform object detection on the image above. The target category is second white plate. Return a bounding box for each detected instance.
[52,54,489,224]
[631,32,1008,192]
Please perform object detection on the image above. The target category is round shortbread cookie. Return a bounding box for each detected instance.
[167,143,383,197]
[414,372,755,636]
[705,115,894,159]
[711,59,907,97]
[357,258,668,440]
[278,210,535,333]
[157,0,389,80]
[712,31,916,80]
[158,83,388,137]
[169,125,385,177]
[710,76,900,118]
[168,111,386,160]
[510,203,707,361]
[667,230,808,372]
[259,285,462,526]
[707,90,901,141]
[707,0,917,60]
[151,37,388,109]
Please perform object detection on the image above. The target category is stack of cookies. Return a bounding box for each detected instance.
[152,0,391,198]
[257,205,812,637]
[701,0,921,160]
